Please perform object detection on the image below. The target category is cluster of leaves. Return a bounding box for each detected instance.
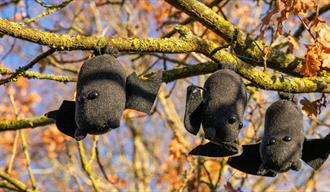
[260,0,330,76]
[301,17,330,76]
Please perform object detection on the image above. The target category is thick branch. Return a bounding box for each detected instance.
[164,0,305,76]
[0,18,329,93]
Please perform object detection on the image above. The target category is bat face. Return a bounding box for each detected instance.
[186,69,247,157]
[228,100,329,177]
[202,69,247,145]
[75,55,127,135]
[45,51,163,141]
[259,100,304,173]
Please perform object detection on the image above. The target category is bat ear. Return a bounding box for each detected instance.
[184,85,203,135]
[227,143,276,177]
[302,136,330,170]
[125,72,162,115]
[45,100,77,138]
[189,142,238,157]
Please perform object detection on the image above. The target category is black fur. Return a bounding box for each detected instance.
[259,100,304,174]
[46,51,162,140]
[185,69,247,157]
[227,144,277,177]
[228,100,330,176]
[45,100,77,138]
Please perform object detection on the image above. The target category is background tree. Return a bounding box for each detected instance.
[0,0,329,191]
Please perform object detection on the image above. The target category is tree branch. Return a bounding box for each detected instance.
[0,67,76,82]
[164,0,307,76]
[0,18,329,93]
[0,171,29,191]
[0,116,55,132]
[0,48,55,85]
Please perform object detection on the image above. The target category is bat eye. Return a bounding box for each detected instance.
[283,136,292,142]
[239,122,243,129]
[87,91,99,100]
[228,117,237,124]
[267,138,276,145]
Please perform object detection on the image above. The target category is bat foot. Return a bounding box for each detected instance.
[291,161,302,171]
[257,165,269,176]
[74,129,87,141]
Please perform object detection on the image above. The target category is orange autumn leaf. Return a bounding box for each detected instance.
[122,109,146,119]
[300,96,327,117]
[15,76,29,89]
[224,181,240,192]
[168,137,186,160]
[300,44,322,76]
[139,1,154,12]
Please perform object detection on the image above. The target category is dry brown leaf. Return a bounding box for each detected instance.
[300,96,327,117]
[224,181,240,192]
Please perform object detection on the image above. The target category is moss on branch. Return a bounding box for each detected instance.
[0,67,76,83]
[0,171,29,191]
[0,116,55,132]
[0,18,329,93]
[164,0,304,76]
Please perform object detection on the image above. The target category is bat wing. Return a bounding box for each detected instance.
[125,72,162,115]
[184,85,203,135]
[45,100,77,138]
[227,143,276,177]
[189,142,238,157]
[302,135,330,170]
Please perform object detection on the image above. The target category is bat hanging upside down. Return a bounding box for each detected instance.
[227,99,330,177]
[46,47,162,141]
[184,69,247,157]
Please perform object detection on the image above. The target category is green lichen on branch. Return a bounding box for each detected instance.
[24,0,73,24]
[0,18,329,93]
[0,171,29,191]
[0,18,108,50]
[0,67,76,83]
[164,0,304,76]
[0,116,55,132]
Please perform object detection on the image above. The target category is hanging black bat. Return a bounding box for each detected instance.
[227,99,330,177]
[184,69,247,157]
[46,49,162,141]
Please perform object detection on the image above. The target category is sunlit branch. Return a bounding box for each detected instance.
[164,0,306,76]
[0,171,29,191]
[0,116,55,132]
[0,18,328,93]
[77,141,101,192]
[25,0,73,24]
[0,67,77,83]
[0,49,55,85]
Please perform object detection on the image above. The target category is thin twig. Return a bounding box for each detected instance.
[6,131,19,174]
[77,141,101,192]
[8,92,38,191]
[0,48,55,85]
[25,0,73,24]
[0,171,29,191]
[0,180,20,191]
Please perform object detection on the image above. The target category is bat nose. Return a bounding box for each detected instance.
[205,128,216,140]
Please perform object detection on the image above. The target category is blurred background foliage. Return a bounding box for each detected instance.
[0,0,329,191]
